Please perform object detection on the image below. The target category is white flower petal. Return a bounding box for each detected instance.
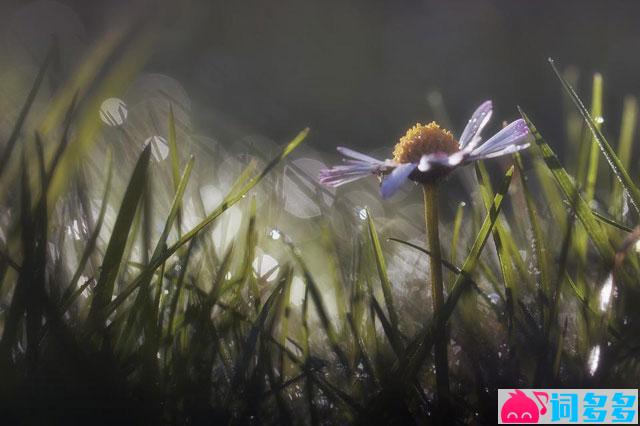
[459,100,493,150]
[469,119,530,159]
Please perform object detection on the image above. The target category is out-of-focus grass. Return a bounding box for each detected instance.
[0,34,639,426]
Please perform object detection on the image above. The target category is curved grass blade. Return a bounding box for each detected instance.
[365,209,399,333]
[289,244,349,369]
[519,108,614,262]
[101,128,308,320]
[63,150,113,311]
[550,58,640,216]
[475,162,518,293]
[591,209,634,233]
[0,45,52,180]
[87,144,151,323]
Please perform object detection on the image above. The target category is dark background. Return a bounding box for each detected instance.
[7,0,640,154]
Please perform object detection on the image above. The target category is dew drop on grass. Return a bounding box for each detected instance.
[357,207,368,221]
[269,228,281,240]
[594,116,604,124]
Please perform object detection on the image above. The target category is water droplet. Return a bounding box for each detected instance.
[595,116,604,124]
[358,207,368,221]
[269,228,281,240]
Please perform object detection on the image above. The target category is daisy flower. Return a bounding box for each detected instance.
[319,100,531,198]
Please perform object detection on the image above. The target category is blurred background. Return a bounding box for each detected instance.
[1,0,639,157]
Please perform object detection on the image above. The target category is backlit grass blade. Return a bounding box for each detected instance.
[611,96,638,215]
[88,144,151,322]
[167,104,181,189]
[63,151,114,310]
[515,154,550,300]
[475,162,517,293]
[584,73,603,203]
[0,156,37,362]
[550,58,640,216]
[591,209,634,233]
[101,128,307,319]
[226,279,286,407]
[366,210,399,332]
[387,238,481,287]
[290,244,349,369]
[0,45,52,180]
[519,108,614,262]
[400,166,514,383]
[449,201,465,289]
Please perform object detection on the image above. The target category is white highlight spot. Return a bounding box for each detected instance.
[358,208,368,221]
[599,274,613,312]
[588,345,601,376]
[269,229,281,240]
[290,276,306,306]
[253,253,279,282]
[199,185,223,212]
[100,98,128,126]
[145,136,169,161]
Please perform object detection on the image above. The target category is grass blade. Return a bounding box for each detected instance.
[0,46,52,180]
[550,58,640,216]
[88,144,151,323]
[519,107,614,262]
[101,128,308,321]
[365,210,400,333]
[611,96,638,215]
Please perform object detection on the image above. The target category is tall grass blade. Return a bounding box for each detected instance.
[611,96,638,215]
[88,144,151,323]
[102,128,308,318]
[366,210,400,333]
[519,107,614,262]
[0,46,52,180]
[550,58,640,216]
[584,73,603,203]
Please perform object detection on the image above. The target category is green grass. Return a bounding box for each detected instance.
[0,35,639,426]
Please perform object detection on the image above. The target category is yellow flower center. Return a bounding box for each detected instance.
[392,122,459,164]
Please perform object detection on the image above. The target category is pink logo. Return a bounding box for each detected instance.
[500,389,548,423]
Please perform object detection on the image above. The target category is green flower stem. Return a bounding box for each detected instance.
[423,182,450,399]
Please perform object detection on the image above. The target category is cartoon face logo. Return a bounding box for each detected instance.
[501,389,548,423]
